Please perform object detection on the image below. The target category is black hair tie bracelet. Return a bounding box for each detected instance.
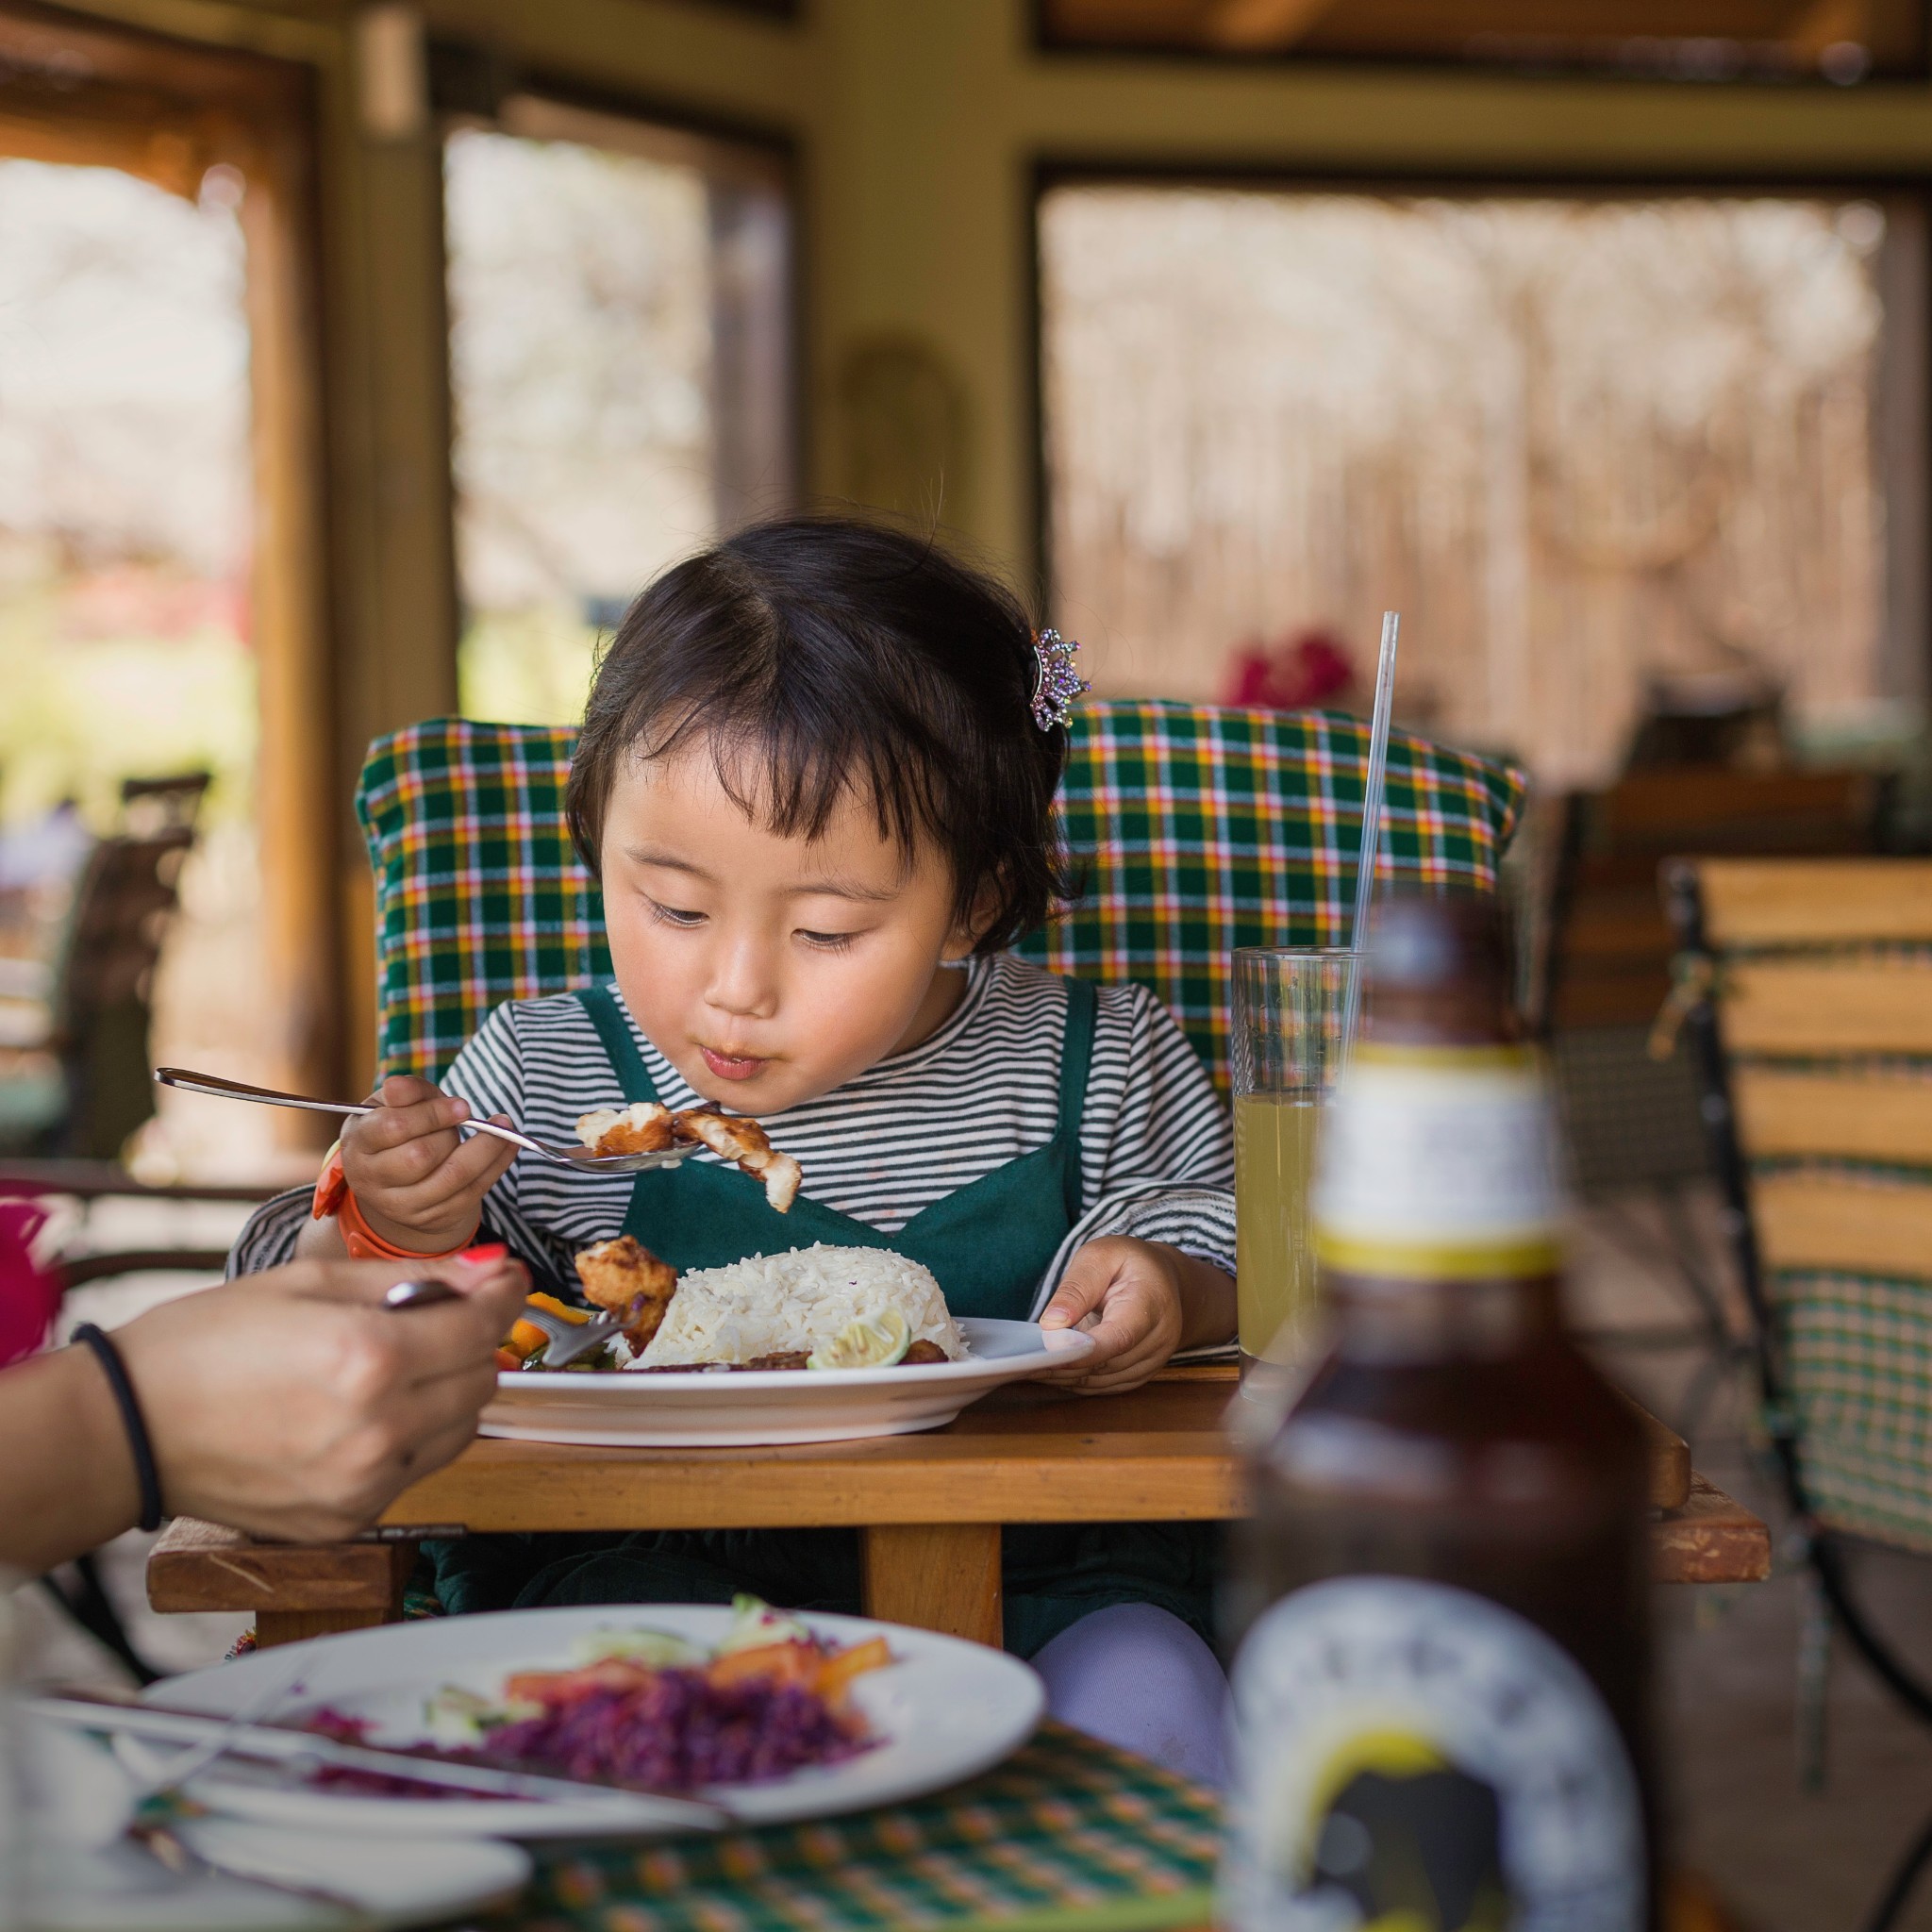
[72,1323,164,1533]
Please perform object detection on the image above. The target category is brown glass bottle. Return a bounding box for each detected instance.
[1222,895,1656,1932]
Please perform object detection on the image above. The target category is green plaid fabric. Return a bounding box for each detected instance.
[1699,943,1932,1549]
[1777,1270,1932,1554]
[359,719,608,1084]
[481,1723,1218,1932]
[358,705,1524,1090]
[1013,702,1521,1090]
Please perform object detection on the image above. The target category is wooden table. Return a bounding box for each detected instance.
[148,1373,1769,1647]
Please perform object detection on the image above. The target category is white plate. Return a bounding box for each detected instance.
[28,1824,528,1930]
[482,1315,1095,1445]
[131,1603,1045,1840]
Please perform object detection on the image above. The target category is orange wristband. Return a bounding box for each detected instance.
[311,1141,477,1261]
[312,1139,348,1220]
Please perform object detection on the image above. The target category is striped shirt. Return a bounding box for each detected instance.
[230,953,1237,1335]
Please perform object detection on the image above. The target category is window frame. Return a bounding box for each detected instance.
[1029,158,1932,727]
[434,67,803,575]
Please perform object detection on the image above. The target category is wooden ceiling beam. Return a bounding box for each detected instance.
[1205,0,1341,52]
[1041,0,1915,59]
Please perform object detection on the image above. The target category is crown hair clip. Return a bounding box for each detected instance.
[1030,628,1090,732]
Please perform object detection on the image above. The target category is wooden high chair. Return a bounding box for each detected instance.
[144,706,1766,1647]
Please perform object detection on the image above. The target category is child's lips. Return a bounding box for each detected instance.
[700,1045,767,1082]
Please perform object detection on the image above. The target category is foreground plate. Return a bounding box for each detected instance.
[28,1825,528,1930]
[136,1604,1045,1840]
[481,1314,1095,1446]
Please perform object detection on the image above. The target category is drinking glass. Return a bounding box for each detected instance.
[1231,947,1359,1373]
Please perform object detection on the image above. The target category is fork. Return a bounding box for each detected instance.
[393,1276,621,1370]
[514,1301,626,1369]
[153,1067,686,1176]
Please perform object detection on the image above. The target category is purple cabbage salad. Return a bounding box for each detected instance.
[305,1596,886,1796]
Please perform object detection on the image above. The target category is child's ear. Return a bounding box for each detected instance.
[942,881,1004,962]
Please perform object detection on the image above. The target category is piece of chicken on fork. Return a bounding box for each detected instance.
[575,1101,675,1157]
[673,1108,803,1213]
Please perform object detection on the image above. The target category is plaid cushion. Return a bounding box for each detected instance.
[358,703,1524,1089]
[1699,921,1932,1552]
[1015,702,1522,1089]
[1778,1270,1932,1552]
[359,720,604,1085]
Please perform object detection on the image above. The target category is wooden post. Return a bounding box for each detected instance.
[859,1523,1003,1647]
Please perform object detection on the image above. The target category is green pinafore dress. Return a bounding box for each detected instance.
[427,974,1219,1657]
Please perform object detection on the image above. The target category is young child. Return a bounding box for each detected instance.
[232,517,1238,1780]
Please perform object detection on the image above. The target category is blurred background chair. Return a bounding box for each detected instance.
[1666,855,1932,1932]
[1527,728,1890,1433]
[0,771,211,1160]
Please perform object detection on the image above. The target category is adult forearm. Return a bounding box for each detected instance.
[0,1344,142,1574]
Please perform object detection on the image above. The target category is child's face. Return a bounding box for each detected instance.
[599,739,975,1114]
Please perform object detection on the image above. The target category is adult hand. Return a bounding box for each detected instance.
[117,1251,527,1543]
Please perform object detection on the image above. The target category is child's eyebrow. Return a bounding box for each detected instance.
[627,843,902,904]
[625,845,715,880]
[791,874,903,905]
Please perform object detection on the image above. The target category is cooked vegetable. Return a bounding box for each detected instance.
[381,1597,893,1794]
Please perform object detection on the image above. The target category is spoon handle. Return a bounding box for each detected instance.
[154,1066,373,1119]
[151,1067,542,1156]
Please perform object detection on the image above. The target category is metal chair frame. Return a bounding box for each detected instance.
[1663,859,1932,1932]
[1532,789,1748,1436]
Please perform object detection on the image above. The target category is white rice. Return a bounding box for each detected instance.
[626,1244,966,1369]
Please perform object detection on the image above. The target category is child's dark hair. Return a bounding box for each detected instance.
[567,516,1074,954]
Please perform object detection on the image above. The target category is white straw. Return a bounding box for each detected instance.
[1342,610,1401,1045]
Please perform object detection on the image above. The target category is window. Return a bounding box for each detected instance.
[1040,186,1924,787]
[444,95,792,724]
[0,7,329,1177]
[1038,0,1924,84]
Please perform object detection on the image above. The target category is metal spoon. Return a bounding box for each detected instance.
[153,1067,684,1176]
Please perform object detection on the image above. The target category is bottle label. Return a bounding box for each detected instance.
[1313,1045,1566,1278]
[1224,1577,1643,1932]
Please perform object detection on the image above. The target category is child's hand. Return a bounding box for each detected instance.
[338,1075,518,1255]
[1036,1237,1235,1395]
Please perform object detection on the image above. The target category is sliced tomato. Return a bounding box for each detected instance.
[501,1659,655,1705]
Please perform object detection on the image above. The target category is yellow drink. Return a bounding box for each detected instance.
[1235,1095,1322,1363]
